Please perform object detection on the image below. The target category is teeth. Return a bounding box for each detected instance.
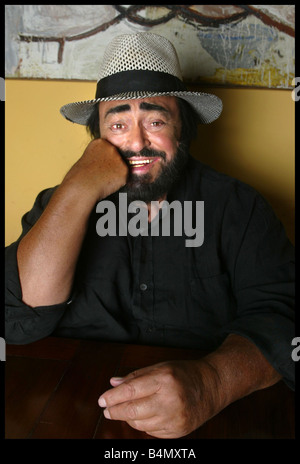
[128,159,154,166]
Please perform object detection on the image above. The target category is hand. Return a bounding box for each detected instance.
[98,360,220,438]
[63,138,128,201]
[98,336,281,439]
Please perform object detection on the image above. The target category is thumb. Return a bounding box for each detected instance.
[110,376,125,387]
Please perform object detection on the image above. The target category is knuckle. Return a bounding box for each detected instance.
[124,381,137,400]
[128,369,139,379]
[126,401,138,420]
[161,367,177,385]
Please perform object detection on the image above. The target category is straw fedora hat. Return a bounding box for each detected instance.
[60,32,222,125]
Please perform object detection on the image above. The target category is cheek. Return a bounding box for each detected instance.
[99,122,110,140]
[152,133,179,159]
[99,121,180,155]
[99,127,124,147]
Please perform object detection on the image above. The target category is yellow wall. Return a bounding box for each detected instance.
[5,79,295,246]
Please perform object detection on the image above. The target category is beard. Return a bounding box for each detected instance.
[118,143,189,203]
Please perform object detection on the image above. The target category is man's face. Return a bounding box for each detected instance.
[99,96,188,202]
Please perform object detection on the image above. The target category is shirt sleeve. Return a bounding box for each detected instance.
[5,187,70,345]
[220,187,295,390]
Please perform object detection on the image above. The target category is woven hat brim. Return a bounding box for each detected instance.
[60,91,222,125]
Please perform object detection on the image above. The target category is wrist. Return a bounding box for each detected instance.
[193,357,230,418]
[199,334,282,411]
[59,173,102,211]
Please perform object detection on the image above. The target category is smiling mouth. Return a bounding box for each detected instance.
[127,158,156,168]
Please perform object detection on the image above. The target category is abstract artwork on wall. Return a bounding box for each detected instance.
[5,5,295,88]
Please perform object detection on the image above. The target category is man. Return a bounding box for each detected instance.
[5,33,294,438]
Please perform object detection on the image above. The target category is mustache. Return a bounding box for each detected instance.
[119,148,166,162]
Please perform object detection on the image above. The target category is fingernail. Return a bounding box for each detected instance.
[104,408,111,419]
[98,396,107,408]
[111,376,124,385]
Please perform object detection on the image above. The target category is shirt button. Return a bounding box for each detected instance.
[140,283,148,291]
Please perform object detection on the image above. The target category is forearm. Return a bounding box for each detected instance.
[198,333,282,415]
[17,139,128,308]
[17,180,96,307]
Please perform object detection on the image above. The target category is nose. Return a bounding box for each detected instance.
[125,123,150,153]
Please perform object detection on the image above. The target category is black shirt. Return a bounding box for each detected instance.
[5,156,295,389]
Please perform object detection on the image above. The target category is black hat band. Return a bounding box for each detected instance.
[96,70,187,98]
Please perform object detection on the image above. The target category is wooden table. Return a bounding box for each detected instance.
[5,336,295,439]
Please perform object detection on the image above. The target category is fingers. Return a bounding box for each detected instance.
[103,394,158,422]
[97,362,200,438]
[99,368,161,408]
[102,394,176,438]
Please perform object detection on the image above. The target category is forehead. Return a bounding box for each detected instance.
[99,95,180,118]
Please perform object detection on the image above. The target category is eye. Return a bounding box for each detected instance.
[149,120,166,129]
[111,123,125,131]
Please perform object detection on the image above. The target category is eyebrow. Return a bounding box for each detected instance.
[104,104,131,119]
[104,102,170,119]
[139,102,170,115]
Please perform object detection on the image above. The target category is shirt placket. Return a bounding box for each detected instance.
[131,233,157,337]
